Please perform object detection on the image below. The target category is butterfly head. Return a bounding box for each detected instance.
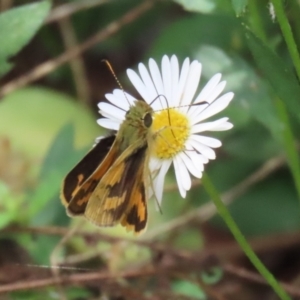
[124,100,154,130]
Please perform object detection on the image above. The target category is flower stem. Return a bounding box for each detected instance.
[271,0,300,82]
[202,174,291,300]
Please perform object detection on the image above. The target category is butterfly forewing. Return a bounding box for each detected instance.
[62,136,120,216]
[61,135,116,206]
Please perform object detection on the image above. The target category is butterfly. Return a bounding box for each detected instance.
[61,99,154,234]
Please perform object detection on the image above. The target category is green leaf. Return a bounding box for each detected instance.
[0,181,24,228]
[0,1,51,76]
[39,123,75,180]
[231,0,248,16]
[172,280,205,299]
[28,169,66,222]
[245,27,300,123]
[0,87,101,159]
[149,15,243,59]
[223,121,281,163]
[203,174,292,300]
[172,0,231,14]
[274,98,300,201]
[29,124,88,226]
[29,235,61,264]
[173,228,204,251]
[201,267,223,284]
[173,0,217,13]
[194,45,280,137]
[214,173,300,236]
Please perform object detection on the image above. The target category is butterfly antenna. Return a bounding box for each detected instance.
[150,92,176,140]
[102,59,131,107]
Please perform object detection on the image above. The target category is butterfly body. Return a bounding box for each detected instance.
[61,100,154,234]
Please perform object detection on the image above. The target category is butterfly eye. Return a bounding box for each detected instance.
[143,112,152,127]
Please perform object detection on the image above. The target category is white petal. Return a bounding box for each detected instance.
[191,117,230,133]
[188,138,216,160]
[170,55,179,106]
[175,155,191,191]
[153,159,171,203]
[206,81,226,103]
[149,156,162,172]
[194,73,222,103]
[97,118,120,130]
[149,58,165,103]
[174,57,190,107]
[185,141,209,164]
[98,102,125,120]
[100,110,124,123]
[187,102,208,121]
[94,136,105,146]
[186,150,207,168]
[95,136,104,142]
[173,156,187,198]
[180,152,203,178]
[138,63,158,104]
[192,92,234,124]
[113,89,136,106]
[212,121,234,131]
[190,135,222,148]
[180,61,202,112]
[162,55,172,107]
[126,69,151,102]
[188,80,226,118]
[104,93,126,111]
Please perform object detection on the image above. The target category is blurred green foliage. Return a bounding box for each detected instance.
[0,0,51,75]
[1,0,300,299]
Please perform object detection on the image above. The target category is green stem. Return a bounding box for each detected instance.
[289,0,300,44]
[271,0,300,82]
[202,174,291,300]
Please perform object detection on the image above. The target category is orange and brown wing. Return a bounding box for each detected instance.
[60,135,117,215]
[84,145,148,233]
[120,176,147,234]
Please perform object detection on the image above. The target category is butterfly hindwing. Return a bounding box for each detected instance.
[84,144,148,233]
[120,176,147,233]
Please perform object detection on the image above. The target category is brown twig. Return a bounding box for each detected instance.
[45,0,110,24]
[3,225,300,296]
[58,17,90,105]
[224,263,300,297]
[0,256,206,294]
[4,225,300,263]
[1,254,299,298]
[50,222,84,300]
[0,0,155,98]
[1,225,198,260]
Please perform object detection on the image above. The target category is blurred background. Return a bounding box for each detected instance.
[1,0,300,299]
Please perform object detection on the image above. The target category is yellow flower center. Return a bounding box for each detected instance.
[152,108,190,159]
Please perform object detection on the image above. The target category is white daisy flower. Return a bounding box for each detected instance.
[97,55,233,203]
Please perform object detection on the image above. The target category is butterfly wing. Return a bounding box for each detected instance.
[84,144,148,233]
[119,172,147,233]
[61,135,118,215]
